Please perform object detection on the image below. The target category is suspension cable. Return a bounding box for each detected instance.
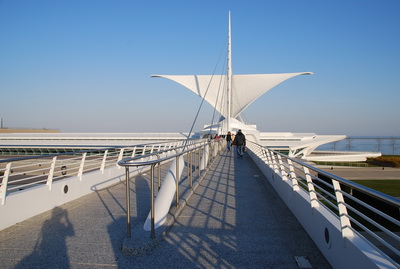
[182,44,226,151]
[207,55,227,137]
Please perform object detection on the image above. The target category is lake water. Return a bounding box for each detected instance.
[316,137,400,155]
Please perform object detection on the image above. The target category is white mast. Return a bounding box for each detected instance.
[227,11,232,132]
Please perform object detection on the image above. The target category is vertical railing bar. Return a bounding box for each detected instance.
[189,151,193,189]
[0,162,12,205]
[175,154,180,207]
[157,154,161,190]
[304,166,318,209]
[125,167,131,238]
[203,144,206,169]
[100,150,108,174]
[117,148,125,169]
[131,146,137,158]
[198,147,201,178]
[46,156,57,190]
[277,155,286,177]
[150,164,155,239]
[288,159,299,191]
[78,152,87,181]
[332,179,354,242]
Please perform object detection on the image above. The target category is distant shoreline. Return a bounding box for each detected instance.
[0,128,60,133]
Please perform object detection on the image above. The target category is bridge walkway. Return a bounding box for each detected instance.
[0,149,331,268]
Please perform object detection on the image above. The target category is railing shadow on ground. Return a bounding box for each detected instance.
[106,149,330,268]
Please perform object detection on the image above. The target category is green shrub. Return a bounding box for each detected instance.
[367,156,400,168]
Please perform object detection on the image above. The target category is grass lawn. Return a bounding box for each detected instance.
[352,180,400,197]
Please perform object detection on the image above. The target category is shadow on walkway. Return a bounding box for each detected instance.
[107,150,331,268]
[15,207,75,268]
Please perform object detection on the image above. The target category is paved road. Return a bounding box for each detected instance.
[317,166,400,180]
[0,150,330,268]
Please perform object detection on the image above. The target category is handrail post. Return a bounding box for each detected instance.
[78,152,87,181]
[150,164,155,239]
[287,159,299,191]
[277,155,287,178]
[125,167,131,238]
[117,148,125,169]
[332,179,354,242]
[47,156,57,190]
[304,166,318,209]
[100,150,108,174]
[189,151,193,189]
[265,149,272,166]
[198,148,201,178]
[175,155,180,207]
[157,154,161,190]
[203,144,207,169]
[262,148,269,164]
[0,162,11,205]
[142,145,147,156]
[272,153,279,173]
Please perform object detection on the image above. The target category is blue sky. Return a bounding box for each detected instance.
[0,0,399,136]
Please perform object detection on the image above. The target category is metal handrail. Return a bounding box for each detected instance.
[247,141,400,207]
[117,138,221,239]
[246,140,400,263]
[0,139,192,203]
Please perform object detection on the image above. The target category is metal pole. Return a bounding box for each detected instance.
[189,151,193,189]
[198,148,201,177]
[157,154,161,190]
[175,155,180,207]
[125,167,131,238]
[150,164,155,239]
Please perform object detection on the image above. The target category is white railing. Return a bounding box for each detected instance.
[246,141,400,269]
[118,138,224,240]
[0,140,203,203]
[0,139,204,230]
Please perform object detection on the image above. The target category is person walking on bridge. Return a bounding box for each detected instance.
[233,129,246,158]
[226,131,232,151]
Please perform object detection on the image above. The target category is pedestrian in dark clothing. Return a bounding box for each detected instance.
[226,131,232,151]
[233,129,246,158]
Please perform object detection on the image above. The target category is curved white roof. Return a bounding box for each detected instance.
[152,72,312,119]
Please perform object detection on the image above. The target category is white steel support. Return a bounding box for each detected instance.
[118,148,125,169]
[332,179,354,241]
[131,146,137,158]
[78,153,87,181]
[46,156,57,190]
[142,146,147,156]
[288,159,299,192]
[277,155,287,179]
[304,166,319,209]
[101,150,108,174]
[0,162,11,205]
[272,154,279,174]
[200,144,209,171]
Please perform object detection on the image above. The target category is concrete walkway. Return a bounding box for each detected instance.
[0,150,330,268]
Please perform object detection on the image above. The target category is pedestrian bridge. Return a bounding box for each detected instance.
[0,139,398,268]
